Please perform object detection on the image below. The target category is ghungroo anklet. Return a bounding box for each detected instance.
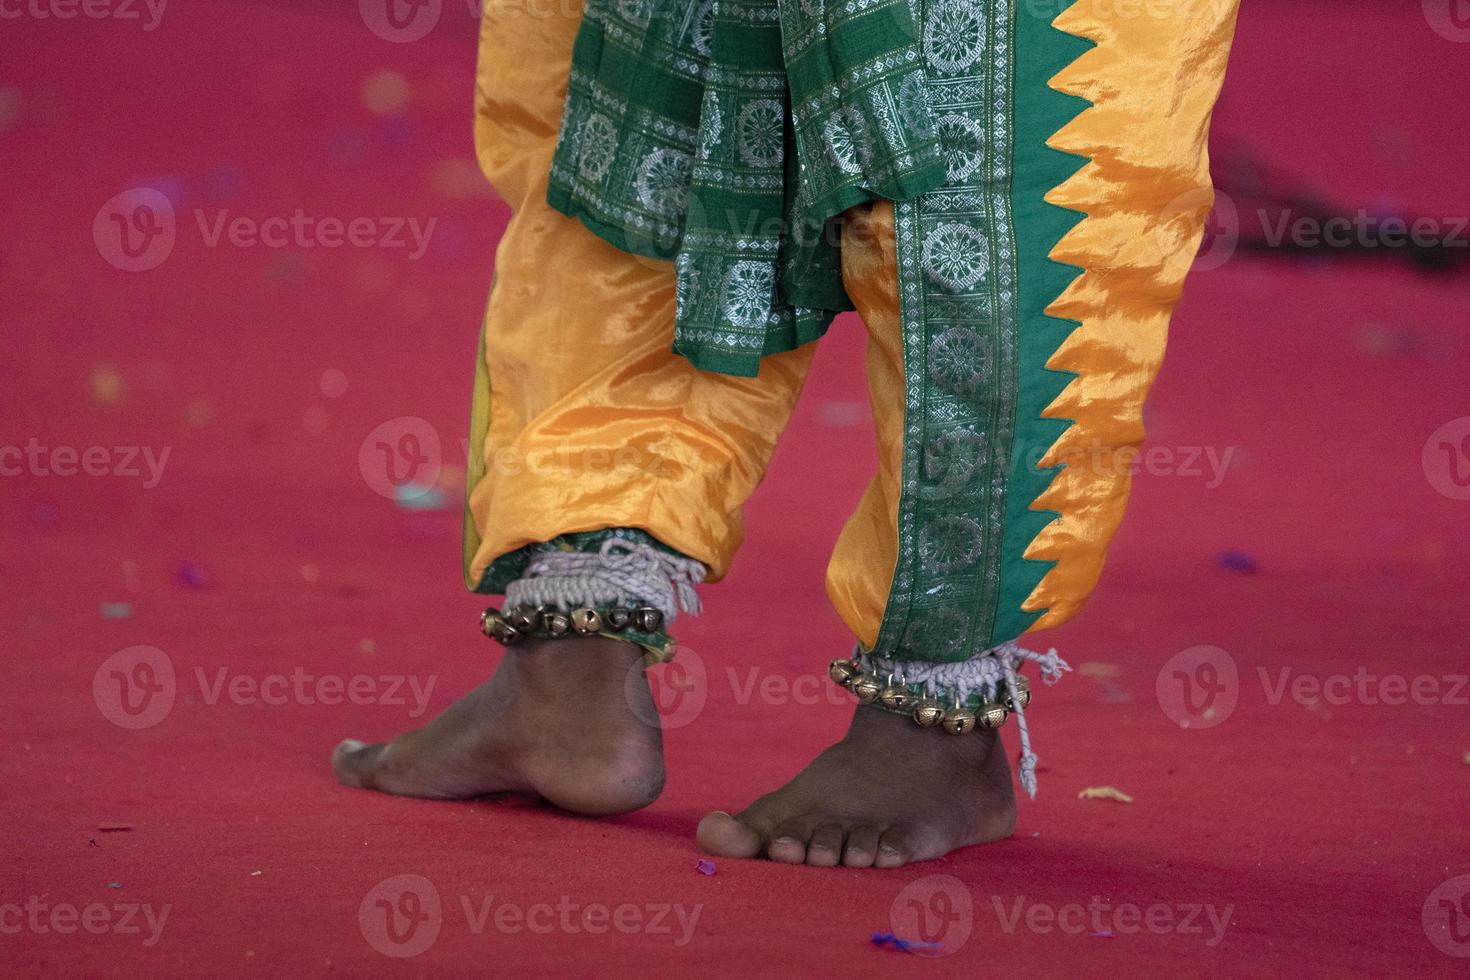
[828,643,1071,798]
[829,659,1028,735]
[480,603,675,662]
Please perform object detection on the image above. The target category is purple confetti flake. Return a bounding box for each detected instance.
[871,931,943,954]
[695,859,716,876]
[1216,549,1259,574]
[173,561,211,589]
[31,500,61,529]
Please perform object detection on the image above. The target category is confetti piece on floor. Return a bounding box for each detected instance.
[362,70,411,116]
[871,931,942,954]
[98,822,134,832]
[99,602,133,620]
[696,860,716,876]
[108,882,122,889]
[89,364,127,406]
[0,85,19,131]
[174,562,211,589]
[184,399,215,428]
[1216,549,1259,574]
[320,369,349,398]
[1078,662,1120,679]
[251,870,263,877]
[393,484,448,511]
[1091,930,1115,939]
[1078,786,1134,804]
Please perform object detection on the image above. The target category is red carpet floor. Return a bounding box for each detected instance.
[3,2,1468,976]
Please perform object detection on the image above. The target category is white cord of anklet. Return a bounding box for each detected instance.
[857,642,1071,800]
[504,537,706,625]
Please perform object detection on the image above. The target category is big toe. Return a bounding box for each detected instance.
[332,738,384,789]
[696,810,763,858]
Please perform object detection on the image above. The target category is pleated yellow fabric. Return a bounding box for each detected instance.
[464,0,815,589]
[823,201,904,650]
[464,0,1239,647]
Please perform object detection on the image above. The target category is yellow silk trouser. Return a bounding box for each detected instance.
[464,1,1239,646]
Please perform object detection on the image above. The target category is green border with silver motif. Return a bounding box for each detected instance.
[867,0,1090,662]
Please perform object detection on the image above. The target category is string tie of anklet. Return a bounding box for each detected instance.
[831,643,1071,800]
[504,537,706,626]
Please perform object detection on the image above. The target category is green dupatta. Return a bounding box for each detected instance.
[547,0,946,377]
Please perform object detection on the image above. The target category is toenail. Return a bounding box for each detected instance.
[774,836,799,845]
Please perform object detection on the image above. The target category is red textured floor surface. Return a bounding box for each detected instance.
[3,2,1468,976]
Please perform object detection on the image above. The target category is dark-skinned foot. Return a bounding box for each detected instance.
[331,635,664,815]
[696,704,1016,867]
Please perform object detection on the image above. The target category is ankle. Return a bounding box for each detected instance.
[507,635,646,686]
[845,704,1003,770]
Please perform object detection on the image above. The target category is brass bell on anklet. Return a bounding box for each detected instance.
[828,659,859,687]
[481,609,524,645]
[632,606,664,633]
[570,607,603,635]
[850,673,883,703]
[605,607,632,631]
[480,608,501,638]
[507,605,540,633]
[1005,675,1032,711]
[879,683,914,713]
[941,706,978,735]
[911,699,945,728]
[978,702,1009,730]
[541,610,573,638]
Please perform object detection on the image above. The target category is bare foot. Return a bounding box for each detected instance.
[696,704,1016,867]
[332,635,664,815]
